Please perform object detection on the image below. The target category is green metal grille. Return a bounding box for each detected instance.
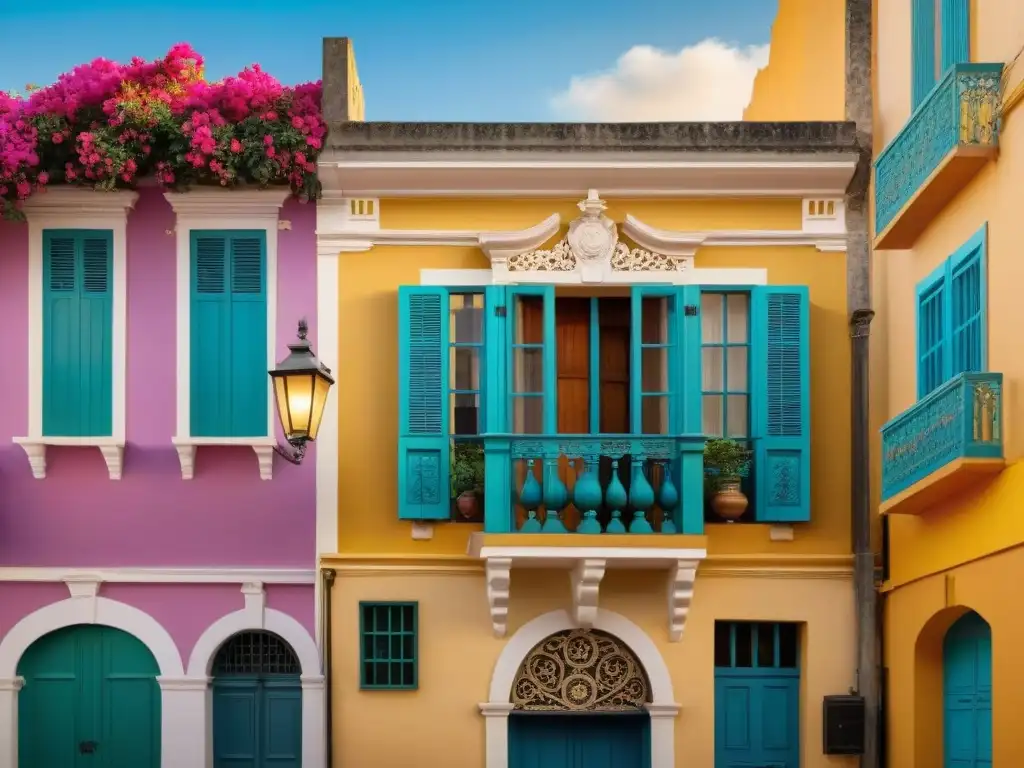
[359,602,418,690]
[212,631,301,676]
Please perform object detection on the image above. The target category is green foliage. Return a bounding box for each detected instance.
[703,438,751,489]
[450,442,485,497]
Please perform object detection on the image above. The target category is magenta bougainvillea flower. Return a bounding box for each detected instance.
[0,43,325,220]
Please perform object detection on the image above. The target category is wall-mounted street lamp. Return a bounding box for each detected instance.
[269,319,335,465]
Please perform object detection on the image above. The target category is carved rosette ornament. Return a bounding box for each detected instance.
[511,628,649,711]
[506,190,683,280]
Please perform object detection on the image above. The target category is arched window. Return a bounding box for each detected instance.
[212,630,300,676]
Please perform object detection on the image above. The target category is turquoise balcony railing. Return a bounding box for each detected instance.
[481,434,705,535]
[874,63,1002,249]
[880,372,1003,511]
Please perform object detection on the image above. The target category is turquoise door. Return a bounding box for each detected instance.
[715,672,800,767]
[17,625,161,768]
[509,713,650,768]
[944,611,992,768]
[714,621,801,768]
[212,631,302,768]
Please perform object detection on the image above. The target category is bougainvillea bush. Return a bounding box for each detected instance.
[0,43,325,220]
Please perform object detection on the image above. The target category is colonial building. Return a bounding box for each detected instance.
[0,185,326,768]
[315,11,871,766]
[872,0,1024,764]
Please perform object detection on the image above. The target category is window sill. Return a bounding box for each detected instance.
[12,437,124,480]
[171,437,276,480]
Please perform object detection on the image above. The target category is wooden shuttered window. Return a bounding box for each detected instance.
[190,230,268,437]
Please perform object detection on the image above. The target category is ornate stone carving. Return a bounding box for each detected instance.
[506,190,681,281]
[511,628,649,711]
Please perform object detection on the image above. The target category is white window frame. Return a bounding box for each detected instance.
[164,188,289,480]
[12,188,138,480]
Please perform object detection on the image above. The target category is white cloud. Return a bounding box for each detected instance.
[550,39,770,122]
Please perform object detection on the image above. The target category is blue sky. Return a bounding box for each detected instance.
[0,0,777,121]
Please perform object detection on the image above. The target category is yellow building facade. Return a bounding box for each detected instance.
[872,0,1024,765]
[314,7,871,766]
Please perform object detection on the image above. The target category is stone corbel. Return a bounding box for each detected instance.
[479,214,562,278]
[486,558,513,638]
[666,560,700,642]
[621,215,706,260]
[570,559,606,628]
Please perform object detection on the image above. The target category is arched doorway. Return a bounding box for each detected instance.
[212,630,303,768]
[17,624,161,767]
[943,611,992,766]
[508,628,651,768]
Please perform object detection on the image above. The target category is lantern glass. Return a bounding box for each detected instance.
[273,369,332,441]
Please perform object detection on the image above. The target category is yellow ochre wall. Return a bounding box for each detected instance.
[328,564,856,768]
[871,3,1024,589]
[742,0,846,121]
[334,198,853,558]
[873,4,1024,765]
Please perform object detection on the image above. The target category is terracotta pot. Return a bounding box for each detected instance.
[456,491,479,520]
[711,479,748,522]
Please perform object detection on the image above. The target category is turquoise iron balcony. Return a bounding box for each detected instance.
[479,434,706,535]
[874,63,1003,250]
[880,372,1004,515]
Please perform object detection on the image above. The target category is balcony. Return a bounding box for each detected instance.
[880,372,1004,516]
[874,63,1003,250]
[466,434,708,640]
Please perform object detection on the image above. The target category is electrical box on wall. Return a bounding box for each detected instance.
[822,694,865,755]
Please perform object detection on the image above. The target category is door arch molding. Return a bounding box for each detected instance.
[480,608,679,768]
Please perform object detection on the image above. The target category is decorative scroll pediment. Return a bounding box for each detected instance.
[486,190,698,285]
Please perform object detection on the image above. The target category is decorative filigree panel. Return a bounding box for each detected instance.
[508,239,576,272]
[511,628,649,711]
[610,242,678,272]
[875,63,1002,236]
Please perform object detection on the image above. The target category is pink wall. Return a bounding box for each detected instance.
[0,188,318,568]
[0,582,314,666]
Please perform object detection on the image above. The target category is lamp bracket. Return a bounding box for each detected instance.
[274,438,308,466]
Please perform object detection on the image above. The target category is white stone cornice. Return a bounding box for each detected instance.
[317,152,859,198]
[163,187,290,219]
[21,187,139,221]
[478,214,561,263]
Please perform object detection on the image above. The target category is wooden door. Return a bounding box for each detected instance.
[715,673,800,768]
[509,713,649,768]
[18,625,161,768]
[944,611,992,767]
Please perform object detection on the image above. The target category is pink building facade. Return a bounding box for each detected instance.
[0,186,325,768]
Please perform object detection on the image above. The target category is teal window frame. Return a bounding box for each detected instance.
[449,291,487,437]
[912,0,971,108]
[699,291,751,442]
[915,224,987,399]
[714,621,800,673]
[358,602,419,690]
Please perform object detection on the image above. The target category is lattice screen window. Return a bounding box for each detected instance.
[212,631,301,676]
[359,602,418,690]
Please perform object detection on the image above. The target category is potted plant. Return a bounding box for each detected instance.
[451,442,485,521]
[704,438,752,522]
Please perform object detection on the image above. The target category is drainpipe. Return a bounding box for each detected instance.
[323,568,336,768]
[844,0,877,764]
[850,308,877,768]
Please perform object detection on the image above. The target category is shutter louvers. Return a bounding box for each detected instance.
[751,286,811,523]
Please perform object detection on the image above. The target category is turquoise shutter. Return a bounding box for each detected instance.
[227,233,268,436]
[940,0,970,73]
[191,233,231,436]
[916,265,948,398]
[42,230,113,437]
[949,225,986,377]
[398,286,451,520]
[912,0,937,108]
[190,231,267,437]
[751,286,810,522]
